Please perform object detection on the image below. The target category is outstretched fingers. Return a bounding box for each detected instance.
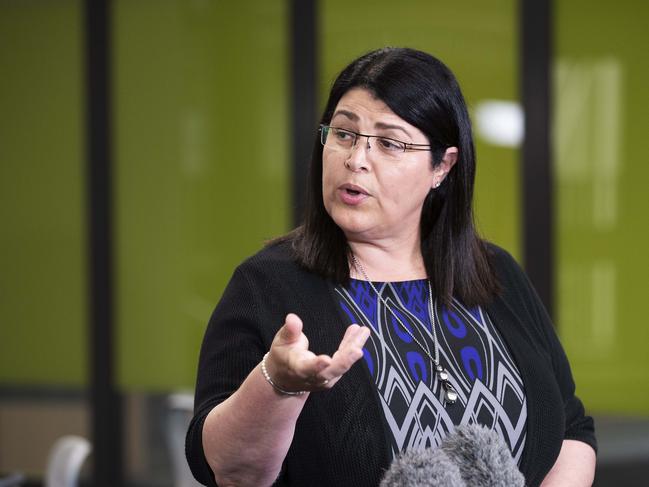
[319,324,370,383]
[266,316,370,393]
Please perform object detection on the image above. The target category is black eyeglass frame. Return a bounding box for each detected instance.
[319,124,432,153]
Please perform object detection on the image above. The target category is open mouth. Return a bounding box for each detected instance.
[340,183,369,197]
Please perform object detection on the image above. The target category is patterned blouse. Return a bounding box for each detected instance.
[335,278,527,463]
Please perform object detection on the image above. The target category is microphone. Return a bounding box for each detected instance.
[380,447,464,487]
[440,423,525,487]
[380,424,525,487]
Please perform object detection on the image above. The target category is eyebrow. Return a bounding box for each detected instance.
[331,110,413,139]
[374,122,412,139]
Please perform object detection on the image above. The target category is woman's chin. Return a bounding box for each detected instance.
[336,220,388,242]
[331,215,373,238]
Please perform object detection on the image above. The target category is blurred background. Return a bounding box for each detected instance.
[1,0,648,486]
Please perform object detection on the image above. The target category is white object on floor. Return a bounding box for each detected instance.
[45,435,91,487]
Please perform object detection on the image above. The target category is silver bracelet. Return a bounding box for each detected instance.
[260,352,306,396]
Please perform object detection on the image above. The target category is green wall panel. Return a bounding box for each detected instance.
[555,0,649,413]
[114,0,289,390]
[0,0,86,386]
[320,0,520,257]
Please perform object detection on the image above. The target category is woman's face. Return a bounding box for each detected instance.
[322,87,456,245]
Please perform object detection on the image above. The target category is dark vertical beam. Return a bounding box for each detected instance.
[290,0,318,226]
[521,0,554,318]
[85,0,123,485]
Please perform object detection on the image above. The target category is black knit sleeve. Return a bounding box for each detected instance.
[522,274,597,452]
[185,265,268,486]
[494,246,597,453]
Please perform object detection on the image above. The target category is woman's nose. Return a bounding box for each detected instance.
[345,136,371,171]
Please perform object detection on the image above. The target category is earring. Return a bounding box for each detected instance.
[434,181,441,189]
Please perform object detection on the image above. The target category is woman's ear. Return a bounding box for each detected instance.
[442,146,459,168]
[433,146,458,188]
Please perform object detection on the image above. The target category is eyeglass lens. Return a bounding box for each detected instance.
[321,126,414,157]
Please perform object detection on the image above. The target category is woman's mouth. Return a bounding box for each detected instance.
[338,184,369,205]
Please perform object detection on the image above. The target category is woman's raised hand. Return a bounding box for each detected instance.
[264,313,370,393]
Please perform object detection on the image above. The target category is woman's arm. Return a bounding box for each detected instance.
[540,439,596,486]
[202,363,306,487]
[202,314,370,487]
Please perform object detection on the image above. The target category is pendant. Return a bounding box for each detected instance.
[443,382,458,404]
[435,365,457,404]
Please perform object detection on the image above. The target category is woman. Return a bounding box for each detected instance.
[186,47,596,486]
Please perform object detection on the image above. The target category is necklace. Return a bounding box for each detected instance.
[350,254,458,405]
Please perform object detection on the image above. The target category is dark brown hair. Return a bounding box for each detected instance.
[285,47,498,307]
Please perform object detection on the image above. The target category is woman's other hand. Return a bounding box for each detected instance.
[265,313,370,393]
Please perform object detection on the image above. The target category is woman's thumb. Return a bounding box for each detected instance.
[279,313,303,343]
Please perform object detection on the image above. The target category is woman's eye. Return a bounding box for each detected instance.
[334,129,353,141]
[377,137,403,152]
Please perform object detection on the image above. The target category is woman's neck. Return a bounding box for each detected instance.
[347,238,426,282]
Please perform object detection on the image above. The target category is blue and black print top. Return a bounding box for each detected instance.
[335,278,528,463]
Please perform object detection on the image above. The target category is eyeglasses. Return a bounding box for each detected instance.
[319,124,431,160]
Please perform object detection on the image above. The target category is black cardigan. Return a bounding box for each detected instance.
[186,241,596,487]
